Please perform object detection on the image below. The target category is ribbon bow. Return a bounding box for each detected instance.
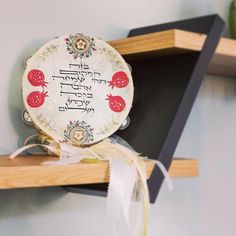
[10,136,173,236]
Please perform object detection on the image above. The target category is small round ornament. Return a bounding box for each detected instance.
[22,109,34,127]
[119,116,130,130]
[22,33,133,146]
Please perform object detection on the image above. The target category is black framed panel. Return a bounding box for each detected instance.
[65,14,225,203]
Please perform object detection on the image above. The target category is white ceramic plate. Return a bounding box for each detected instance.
[22,33,133,146]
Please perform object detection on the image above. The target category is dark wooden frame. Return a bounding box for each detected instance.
[65,14,225,203]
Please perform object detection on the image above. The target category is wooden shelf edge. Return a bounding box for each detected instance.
[108,29,236,77]
[0,156,198,189]
[108,29,236,58]
[108,30,176,56]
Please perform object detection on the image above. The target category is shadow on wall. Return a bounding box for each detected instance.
[178,0,212,17]
[177,0,229,36]
[4,40,70,218]
[0,187,67,220]
[7,39,50,148]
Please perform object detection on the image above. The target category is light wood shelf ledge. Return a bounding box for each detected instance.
[108,29,236,77]
[0,156,198,189]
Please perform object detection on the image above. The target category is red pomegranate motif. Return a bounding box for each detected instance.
[106,94,126,112]
[27,69,48,88]
[27,91,48,108]
[108,71,129,89]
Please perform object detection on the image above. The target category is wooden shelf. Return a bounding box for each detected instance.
[108,29,236,77]
[0,156,198,189]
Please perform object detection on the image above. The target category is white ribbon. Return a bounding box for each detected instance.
[9,143,57,159]
[154,160,174,191]
[9,138,173,236]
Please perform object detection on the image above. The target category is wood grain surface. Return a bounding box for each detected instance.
[0,156,198,189]
[108,29,236,77]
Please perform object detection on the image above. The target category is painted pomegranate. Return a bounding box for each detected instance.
[106,94,126,112]
[27,69,48,88]
[108,71,129,89]
[27,91,48,108]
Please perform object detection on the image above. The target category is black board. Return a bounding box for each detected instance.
[65,14,224,203]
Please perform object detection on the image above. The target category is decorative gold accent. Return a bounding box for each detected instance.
[65,33,95,59]
[72,35,89,54]
[69,126,87,145]
[75,38,87,50]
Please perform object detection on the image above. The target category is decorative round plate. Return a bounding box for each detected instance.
[22,33,133,146]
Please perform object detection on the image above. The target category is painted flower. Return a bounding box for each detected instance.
[73,130,84,141]
[65,34,96,59]
[64,120,94,145]
[75,38,87,50]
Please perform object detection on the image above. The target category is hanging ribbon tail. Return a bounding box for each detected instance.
[107,158,137,236]
[9,137,173,236]
[154,160,174,191]
[106,141,150,236]
[106,141,174,236]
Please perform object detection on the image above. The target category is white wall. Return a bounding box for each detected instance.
[0,0,234,235]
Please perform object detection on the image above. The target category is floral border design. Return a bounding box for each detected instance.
[65,33,96,59]
[64,120,94,145]
[37,44,59,61]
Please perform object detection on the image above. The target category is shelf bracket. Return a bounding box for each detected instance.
[64,14,224,203]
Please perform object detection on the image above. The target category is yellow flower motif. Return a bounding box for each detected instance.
[75,39,87,50]
[73,130,85,141]
[66,34,95,59]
